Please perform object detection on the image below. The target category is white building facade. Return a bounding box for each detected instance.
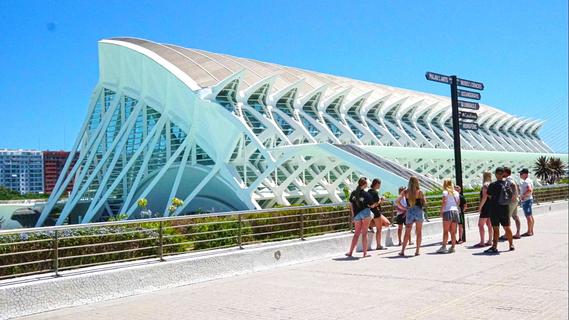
[0,149,44,195]
[37,38,567,226]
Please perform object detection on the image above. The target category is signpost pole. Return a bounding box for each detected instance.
[450,75,466,242]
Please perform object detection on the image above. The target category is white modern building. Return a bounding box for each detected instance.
[37,37,568,226]
[0,149,44,195]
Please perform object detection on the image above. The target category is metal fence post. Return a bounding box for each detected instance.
[53,230,59,277]
[158,220,164,261]
[300,212,305,240]
[238,214,243,249]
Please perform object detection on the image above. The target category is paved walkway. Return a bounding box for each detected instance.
[20,210,568,320]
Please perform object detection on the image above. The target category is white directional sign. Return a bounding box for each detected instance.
[459,121,479,131]
[457,89,481,100]
[457,78,484,90]
[425,72,451,84]
[458,111,478,120]
[458,100,480,110]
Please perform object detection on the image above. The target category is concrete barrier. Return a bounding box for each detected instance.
[1,200,566,319]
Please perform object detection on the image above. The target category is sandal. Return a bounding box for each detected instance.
[509,246,515,251]
[436,246,448,254]
[398,251,405,257]
[484,241,492,246]
[521,233,530,237]
[484,247,499,254]
[473,243,485,248]
[414,252,420,256]
[513,235,521,240]
[345,253,352,257]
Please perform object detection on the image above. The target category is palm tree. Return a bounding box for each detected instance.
[548,157,567,184]
[533,156,551,184]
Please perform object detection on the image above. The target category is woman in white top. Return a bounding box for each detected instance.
[437,178,460,254]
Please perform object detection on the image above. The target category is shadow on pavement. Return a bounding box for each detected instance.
[383,254,413,259]
[332,256,360,261]
[472,251,499,256]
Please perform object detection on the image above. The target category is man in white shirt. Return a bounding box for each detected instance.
[519,168,534,236]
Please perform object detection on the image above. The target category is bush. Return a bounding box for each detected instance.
[0,186,50,201]
[179,215,251,250]
[0,223,188,279]
[243,205,349,242]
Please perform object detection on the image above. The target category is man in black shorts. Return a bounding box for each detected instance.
[484,167,514,254]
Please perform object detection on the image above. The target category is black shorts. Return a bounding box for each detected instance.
[457,211,464,225]
[371,209,382,219]
[490,205,510,227]
[395,214,406,225]
[479,205,491,219]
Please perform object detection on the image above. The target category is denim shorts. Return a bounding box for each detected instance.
[405,206,424,224]
[443,210,460,223]
[353,208,372,221]
[521,199,533,216]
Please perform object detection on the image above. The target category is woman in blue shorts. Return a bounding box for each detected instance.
[346,177,373,258]
[399,176,427,257]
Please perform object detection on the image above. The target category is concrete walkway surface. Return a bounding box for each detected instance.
[17,208,569,320]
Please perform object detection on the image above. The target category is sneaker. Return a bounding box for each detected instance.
[484,247,499,254]
[448,247,455,253]
[436,246,448,254]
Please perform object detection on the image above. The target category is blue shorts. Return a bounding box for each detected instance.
[406,206,425,224]
[522,199,533,217]
[353,208,372,221]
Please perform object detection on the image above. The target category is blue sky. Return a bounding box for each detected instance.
[0,0,567,152]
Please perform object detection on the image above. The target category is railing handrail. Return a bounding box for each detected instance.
[0,202,345,235]
[1,184,567,236]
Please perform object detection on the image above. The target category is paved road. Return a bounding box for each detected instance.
[21,210,568,320]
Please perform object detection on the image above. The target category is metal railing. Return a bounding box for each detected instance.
[1,185,567,281]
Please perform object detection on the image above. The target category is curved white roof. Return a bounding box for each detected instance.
[101,37,551,153]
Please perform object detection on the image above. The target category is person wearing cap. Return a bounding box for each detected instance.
[519,168,534,236]
[484,167,514,254]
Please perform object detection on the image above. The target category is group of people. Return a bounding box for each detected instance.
[345,166,534,258]
[476,167,534,254]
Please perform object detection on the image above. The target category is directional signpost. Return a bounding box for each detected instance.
[458,111,478,121]
[426,71,485,242]
[457,78,485,90]
[457,100,480,110]
[459,121,479,130]
[457,89,481,100]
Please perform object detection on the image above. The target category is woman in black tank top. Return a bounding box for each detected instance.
[475,171,493,247]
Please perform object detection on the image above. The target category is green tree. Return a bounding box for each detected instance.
[548,157,567,184]
[533,156,551,184]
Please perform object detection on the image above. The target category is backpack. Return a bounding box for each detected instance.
[350,188,365,212]
[497,180,513,206]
